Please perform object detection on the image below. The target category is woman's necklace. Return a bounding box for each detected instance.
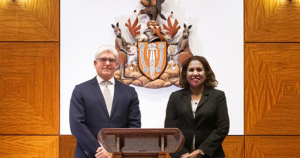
[191,93,202,101]
[190,85,204,103]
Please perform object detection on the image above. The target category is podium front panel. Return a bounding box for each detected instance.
[98,128,184,153]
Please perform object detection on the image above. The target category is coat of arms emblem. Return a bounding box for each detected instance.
[111,0,194,89]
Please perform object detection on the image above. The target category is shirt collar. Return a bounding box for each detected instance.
[96,75,115,85]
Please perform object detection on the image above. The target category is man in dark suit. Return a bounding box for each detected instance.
[69,45,141,158]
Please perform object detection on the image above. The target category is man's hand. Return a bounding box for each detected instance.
[95,147,112,158]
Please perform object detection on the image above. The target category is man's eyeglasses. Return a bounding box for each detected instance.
[96,58,116,63]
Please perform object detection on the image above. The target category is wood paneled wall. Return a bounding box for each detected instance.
[1,0,300,157]
[244,0,300,157]
[0,0,60,157]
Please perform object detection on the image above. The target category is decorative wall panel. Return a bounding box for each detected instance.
[245,0,300,42]
[0,0,59,41]
[0,43,59,134]
[0,136,59,158]
[245,43,300,135]
[223,136,244,158]
[246,136,300,158]
[59,135,76,158]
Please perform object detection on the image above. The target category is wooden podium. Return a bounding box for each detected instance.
[98,128,184,158]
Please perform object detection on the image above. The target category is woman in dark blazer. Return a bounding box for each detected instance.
[165,56,229,158]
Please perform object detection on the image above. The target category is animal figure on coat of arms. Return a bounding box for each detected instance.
[112,22,135,79]
[139,0,166,21]
[110,1,196,88]
[170,23,193,69]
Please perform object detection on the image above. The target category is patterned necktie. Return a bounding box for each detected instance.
[101,81,112,116]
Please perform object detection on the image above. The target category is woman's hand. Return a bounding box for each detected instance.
[95,147,112,158]
[188,149,201,158]
[181,149,201,158]
[181,152,190,158]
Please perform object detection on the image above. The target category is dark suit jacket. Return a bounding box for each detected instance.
[165,87,229,158]
[69,77,141,158]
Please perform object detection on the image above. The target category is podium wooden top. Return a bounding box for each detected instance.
[99,128,182,135]
[98,128,184,153]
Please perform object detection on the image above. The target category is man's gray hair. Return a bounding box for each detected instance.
[95,45,118,60]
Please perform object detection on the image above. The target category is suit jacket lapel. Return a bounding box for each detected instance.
[89,77,109,118]
[182,89,193,117]
[110,78,122,118]
[195,87,209,129]
[197,86,209,109]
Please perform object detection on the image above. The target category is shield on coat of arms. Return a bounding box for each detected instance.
[138,42,167,80]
